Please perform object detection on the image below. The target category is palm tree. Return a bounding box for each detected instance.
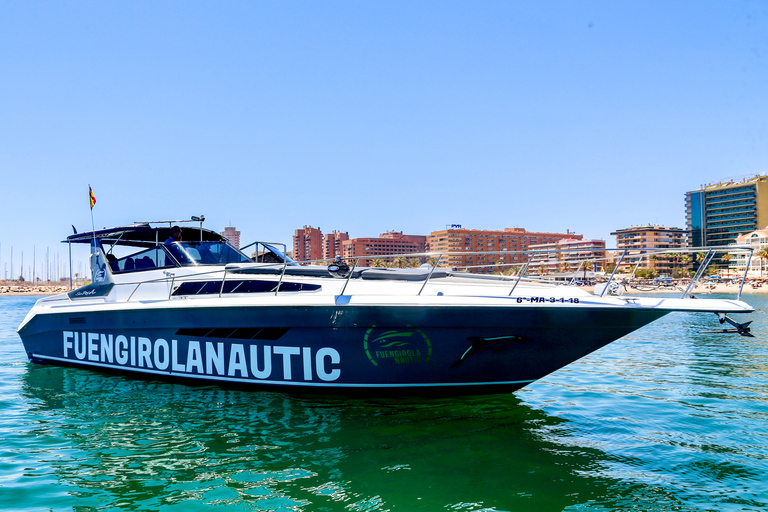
[692,252,705,274]
[393,257,407,268]
[757,248,768,276]
[371,258,387,268]
[669,253,681,270]
[721,253,733,275]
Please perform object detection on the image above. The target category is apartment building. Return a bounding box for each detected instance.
[427,227,582,273]
[293,225,586,272]
[292,227,425,265]
[728,228,768,276]
[528,238,606,274]
[341,231,427,267]
[323,230,350,260]
[686,174,768,247]
[610,224,687,272]
[293,226,323,262]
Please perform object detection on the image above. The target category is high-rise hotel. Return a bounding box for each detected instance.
[685,174,768,247]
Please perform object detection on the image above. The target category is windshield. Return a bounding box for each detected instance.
[166,241,252,266]
[257,244,296,265]
[111,241,252,273]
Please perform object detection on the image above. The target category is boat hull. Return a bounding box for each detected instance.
[18,304,669,393]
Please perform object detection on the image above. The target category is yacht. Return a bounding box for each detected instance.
[17,220,755,394]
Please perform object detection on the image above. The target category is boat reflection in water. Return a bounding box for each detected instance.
[21,364,622,511]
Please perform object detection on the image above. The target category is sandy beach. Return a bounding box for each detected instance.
[605,282,768,295]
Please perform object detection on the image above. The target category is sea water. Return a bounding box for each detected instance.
[1,295,766,511]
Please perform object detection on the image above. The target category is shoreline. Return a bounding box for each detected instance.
[2,281,767,297]
[589,283,768,295]
[0,283,72,296]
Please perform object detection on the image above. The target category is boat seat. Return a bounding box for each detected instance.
[135,256,155,269]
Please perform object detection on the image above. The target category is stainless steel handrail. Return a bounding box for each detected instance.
[219,269,227,297]
[509,254,534,296]
[601,249,627,297]
[93,245,757,303]
[418,255,443,296]
[293,246,758,298]
[738,251,753,300]
[339,257,361,296]
[682,248,713,299]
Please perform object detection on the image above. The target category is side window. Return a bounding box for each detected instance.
[114,247,176,273]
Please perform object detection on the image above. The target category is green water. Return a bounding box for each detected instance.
[2,295,767,511]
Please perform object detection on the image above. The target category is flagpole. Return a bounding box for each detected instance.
[89,184,96,236]
[88,185,97,287]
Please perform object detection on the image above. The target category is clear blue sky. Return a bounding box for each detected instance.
[1,1,766,280]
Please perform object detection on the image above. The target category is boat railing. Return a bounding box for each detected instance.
[294,245,755,300]
[82,244,755,302]
[107,240,290,301]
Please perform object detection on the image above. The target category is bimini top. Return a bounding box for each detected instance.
[65,222,226,248]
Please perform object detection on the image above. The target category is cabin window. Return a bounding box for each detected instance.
[111,247,176,273]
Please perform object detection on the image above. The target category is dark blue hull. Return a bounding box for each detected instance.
[18,305,669,393]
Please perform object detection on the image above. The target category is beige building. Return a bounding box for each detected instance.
[529,239,606,274]
[729,228,768,276]
[611,224,687,273]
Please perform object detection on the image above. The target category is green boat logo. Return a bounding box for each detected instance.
[363,327,432,366]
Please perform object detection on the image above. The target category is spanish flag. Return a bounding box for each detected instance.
[89,186,96,210]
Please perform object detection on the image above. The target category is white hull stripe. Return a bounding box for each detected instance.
[33,354,535,388]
